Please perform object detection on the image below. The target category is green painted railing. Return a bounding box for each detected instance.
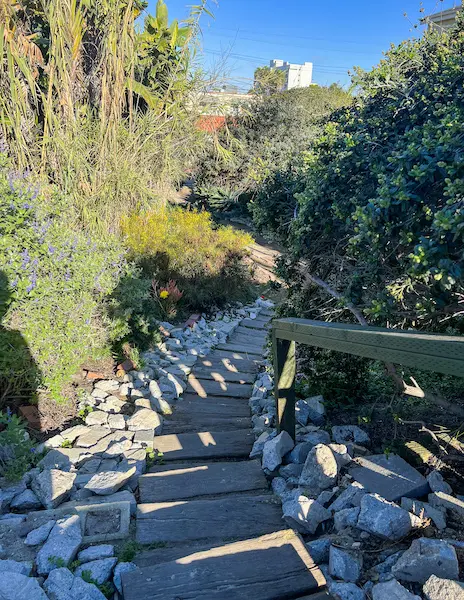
[272,318,464,440]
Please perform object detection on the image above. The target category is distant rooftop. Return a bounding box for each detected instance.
[421,6,461,29]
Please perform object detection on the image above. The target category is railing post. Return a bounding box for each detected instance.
[272,328,296,441]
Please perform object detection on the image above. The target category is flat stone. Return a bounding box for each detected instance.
[332,425,370,445]
[44,567,107,600]
[84,468,136,495]
[391,538,459,584]
[75,557,117,584]
[329,482,366,512]
[132,429,154,449]
[79,459,102,474]
[0,572,48,600]
[101,438,132,457]
[71,574,107,599]
[372,579,421,600]
[282,496,330,534]
[299,444,339,495]
[98,397,129,414]
[423,575,464,600]
[60,425,90,443]
[329,546,362,582]
[10,489,42,511]
[44,434,65,448]
[400,498,446,530]
[427,472,452,495]
[85,411,109,427]
[108,414,126,430]
[334,507,360,531]
[31,469,76,508]
[24,519,56,546]
[94,380,120,392]
[75,428,112,448]
[0,560,32,575]
[36,515,83,575]
[77,544,114,562]
[113,562,138,594]
[349,454,429,502]
[357,494,413,540]
[329,581,366,600]
[262,431,294,472]
[148,380,162,399]
[38,448,90,470]
[127,409,163,433]
[429,492,464,522]
[134,398,152,409]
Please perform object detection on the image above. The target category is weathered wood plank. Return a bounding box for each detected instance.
[123,530,326,600]
[152,430,255,461]
[228,333,267,348]
[274,327,464,378]
[241,318,271,330]
[196,355,259,373]
[186,375,253,398]
[234,325,268,340]
[295,592,333,600]
[133,542,222,568]
[140,460,267,502]
[209,349,263,363]
[173,394,251,417]
[215,343,263,356]
[163,415,252,434]
[190,366,255,384]
[136,495,284,543]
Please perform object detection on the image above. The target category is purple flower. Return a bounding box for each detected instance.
[48,245,55,254]
[65,271,71,281]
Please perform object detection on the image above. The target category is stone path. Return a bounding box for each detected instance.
[121,309,328,599]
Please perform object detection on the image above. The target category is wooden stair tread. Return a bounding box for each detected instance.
[140,460,267,503]
[122,529,326,600]
[209,348,263,362]
[196,355,260,373]
[234,325,268,339]
[240,318,271,330]
[173,394,251,417]
[152,430,255,461]
[190,366,256,384]
[186,375,253,398]
[162,415,251,434]
[136,494,284,544]
[228,333,267,348]
[214,342,264,356]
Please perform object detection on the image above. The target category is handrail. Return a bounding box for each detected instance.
[272,318,464,440]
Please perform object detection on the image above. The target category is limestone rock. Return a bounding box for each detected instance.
[71,575,107,600]
[295,396,325,426]
[423,575,464,600]
[400,497,446,530]
[334,507,360,531]
[113,561,138,594]
[150,396,173,416]
[0,572,48,600]
[392,538,459,584]
[429,492,464,522]
[329,482,366,512]
[127,409,163,433]
[357,494,412,540]
[301,430,331,446]
[0,560,32,576]
[427,471,452,495]
[44,567,107,600]
[24,519,56,546]
[329,581,366,600]
[36,515,82,575]
[372,579,421,600]
[0,481,27,512]
[75,557,117,584]
[299,444,339,495]
[306,537,333,564]
[249,430,275,459]
[10,489,42,511]
[75,427,112,448]
[329,546,362,582]
[85,411,109,427]
[77,545,114,563]
[84,467,136,495]
[369,551,403,582]
[31,469,76,509]
[332,425,370,445]
[286,442,313,464]
[282,496,330,534]
[262,431,294,472]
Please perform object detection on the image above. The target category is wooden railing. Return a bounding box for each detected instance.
[272,318,464,440]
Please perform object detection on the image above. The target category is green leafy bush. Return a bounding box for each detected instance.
[0,156,128,403]
[0,410,42,481]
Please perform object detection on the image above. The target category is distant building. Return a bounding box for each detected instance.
[421,6,461,30]
[269,59,313,90]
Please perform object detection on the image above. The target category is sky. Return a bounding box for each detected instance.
[146,0,460,90]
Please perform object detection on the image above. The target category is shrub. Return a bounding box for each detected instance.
[0,156,128,404]
[121,207,255,311]
[0,410,42,481]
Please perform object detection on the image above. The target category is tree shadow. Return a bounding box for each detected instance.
[0,270,42,417]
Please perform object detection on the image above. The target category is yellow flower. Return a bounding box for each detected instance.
[160,290,169,299]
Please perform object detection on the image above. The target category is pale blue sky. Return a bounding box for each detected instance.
[147,0,460,88]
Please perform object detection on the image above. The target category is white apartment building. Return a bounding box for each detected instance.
[269,59,313,90]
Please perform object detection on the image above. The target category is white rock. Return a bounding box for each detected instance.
[0,560,32,576]
[36,515,82,575]
[84,467,136,495]
[262,431,294,472]
[299,444,339,495]
[113,562,138,594]
[24,519,56,546]
[282,496,330,534]
[0,572,48,600]
[423,575,464,600]
[75,557,117,584]
[391,538,459,584]
[357,494,413,540]
[372,579,421,600]
[127,409,163,433]
[31,469,76,509]
[77,545,114,562]
[329,546,363,582]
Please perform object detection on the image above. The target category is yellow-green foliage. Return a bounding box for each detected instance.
[121,207,254,310]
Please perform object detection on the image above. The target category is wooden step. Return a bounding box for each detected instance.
[197,354,260,373]
[140,460,267,503]
[163,415,251,434]
[240,318,271,330]
[173,394,251,417]
[122,529,326,600]
[190,365,256,384]
[186,375,253,398]
[136,494,284,544]
[234,325,268,340]
[215,343,263,356]
[152,430,255,461]
[229,333,267,348]
[208,349,263,363]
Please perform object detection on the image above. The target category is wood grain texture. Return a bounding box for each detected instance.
[209,349,263,362]
[152,430,255,461]
[240,318,271,330]
[196,355,259,373]
[234,325,268,340]
[162,415,251,434]
[186,375,253,398]
[190,366,256,384]
[228,333,266,348]
[123,529,326,600]
[172,394,251,417]
[215,343,264,356]
[140,460,267,502]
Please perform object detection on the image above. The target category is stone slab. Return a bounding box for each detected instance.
[349,454,429,501]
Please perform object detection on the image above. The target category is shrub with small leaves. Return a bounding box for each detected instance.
[0,409,42,481]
